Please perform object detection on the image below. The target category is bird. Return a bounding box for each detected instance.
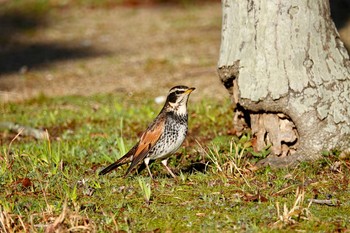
[99,85,195,179]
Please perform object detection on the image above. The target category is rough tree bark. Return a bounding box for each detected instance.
[218,0,350,167]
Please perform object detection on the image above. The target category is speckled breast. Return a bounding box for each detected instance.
[148,113,188,160]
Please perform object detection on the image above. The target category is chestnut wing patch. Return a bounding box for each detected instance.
[124,117,165,176]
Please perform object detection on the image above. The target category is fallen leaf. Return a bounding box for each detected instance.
[243,193,268,202]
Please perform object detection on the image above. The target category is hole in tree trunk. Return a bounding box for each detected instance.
[223,76,234,89]
[233,108,299,158]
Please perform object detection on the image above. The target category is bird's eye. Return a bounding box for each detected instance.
[175,91,183,95]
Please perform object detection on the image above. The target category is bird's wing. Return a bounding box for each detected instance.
[124,115,165,176]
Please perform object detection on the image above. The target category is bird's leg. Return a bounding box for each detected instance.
[144,157,153,179]
[161,159,176,178]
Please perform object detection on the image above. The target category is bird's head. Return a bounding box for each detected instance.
[164,85,195,115]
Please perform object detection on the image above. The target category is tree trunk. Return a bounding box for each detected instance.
[218,0,350,167]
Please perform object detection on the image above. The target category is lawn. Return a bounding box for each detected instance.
[1,93,349,232]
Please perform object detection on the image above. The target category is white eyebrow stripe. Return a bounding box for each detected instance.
[169,88,186,94]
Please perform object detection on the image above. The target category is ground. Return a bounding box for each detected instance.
[0,2,225,103]
[1,2,350,232]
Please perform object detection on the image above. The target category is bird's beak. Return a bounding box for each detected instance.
[185,87,196,94]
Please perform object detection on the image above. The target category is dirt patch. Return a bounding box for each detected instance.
[0,3,226,103]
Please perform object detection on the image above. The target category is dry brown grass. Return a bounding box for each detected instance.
[273,187,313,229]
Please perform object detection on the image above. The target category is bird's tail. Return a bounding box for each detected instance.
[98,145,137,176]
[98,160,125,175]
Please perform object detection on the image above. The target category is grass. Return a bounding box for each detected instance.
[0,93,349,232]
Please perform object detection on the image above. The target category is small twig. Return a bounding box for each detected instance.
[307,199,339,206]
[271,185,296,196]
[17,215,27,232]
[6,128,24,169]
[45,200,68,233]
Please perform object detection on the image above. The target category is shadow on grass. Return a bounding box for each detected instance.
[180,162,207,174]
[0,42,108,75]
[0,2,108,76]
